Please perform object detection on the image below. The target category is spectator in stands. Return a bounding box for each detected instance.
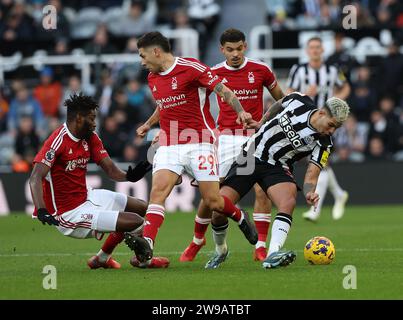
[349,81,376,124]
[122,143,139,163]
[108,89,136,134]
[113,0,156,37]
[125,78,154,123]
[50,37,76,79]
[170,8,193,54]
[60,75,82,121]
[33,66,63,118]
[366,136,388,161]
[0,90,9,133]
[376,0,403,27]
[0,1,33,42]
[100,115,128,160]
[352,1,375,28]
[187,0,221,60]
[14,115,40,167]
[332,114,367,162]
[7,86,46,138]
[95,69,114,117]
[368,108,397,156]
[379,95,400,152]
[0,0,14,19]
[112,37,145,87]
[378,41,403,102]
[327,32,358,83]
[155,0,183,25]
[75,0,124,10]
[84,24,118,55]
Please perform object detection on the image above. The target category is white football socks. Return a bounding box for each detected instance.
[268,213,292,254]
[212,222,229,255]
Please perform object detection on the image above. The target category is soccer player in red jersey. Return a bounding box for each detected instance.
[180,28,285,263]
[29,93,153,269]
[130,31,257,268]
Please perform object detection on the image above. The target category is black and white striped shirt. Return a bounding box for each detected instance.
[244,93,333,170]
[287,63,346,107]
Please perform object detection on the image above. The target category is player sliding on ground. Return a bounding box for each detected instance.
[129,31,258,268]
[29,93,153,269]
[205,92,350,269]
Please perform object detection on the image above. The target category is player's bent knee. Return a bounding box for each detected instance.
[212,211,228,226]
[203,196,222,212]
[116,212,144,232]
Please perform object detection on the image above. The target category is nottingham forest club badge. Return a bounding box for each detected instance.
[45,149,56,162]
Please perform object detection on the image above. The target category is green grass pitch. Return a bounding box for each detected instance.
[1,205,402,300]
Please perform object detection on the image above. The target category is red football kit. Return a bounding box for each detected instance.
[33,123,109,215]
[212,57,277,134]
[147,57,222,145]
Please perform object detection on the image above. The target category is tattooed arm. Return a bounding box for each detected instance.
[214,82,252,125]
[303,162,321,209]
[246,97,285,130]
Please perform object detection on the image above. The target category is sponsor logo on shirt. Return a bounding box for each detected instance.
[153,85,157,92]
[279,114,303,148]
[231,88,259,101]
[155,94,187,110]
[65,157,90,171]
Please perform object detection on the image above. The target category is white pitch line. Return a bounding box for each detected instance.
[1,248,403,258]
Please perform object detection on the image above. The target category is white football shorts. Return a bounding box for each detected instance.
[56,188,127,239]
[218,134,249,178]
[152,143,219,182]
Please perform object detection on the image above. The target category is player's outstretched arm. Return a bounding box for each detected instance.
[303,162,321,209]
[29,163,59,226]
[246,98,285,130]
[99,157,151,182]
[214,82,252,125]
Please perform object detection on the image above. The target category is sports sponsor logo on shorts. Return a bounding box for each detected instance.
[81,213,94,221]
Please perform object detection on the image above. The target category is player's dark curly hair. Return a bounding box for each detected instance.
[137,31,171,53]
[64,93,99,122]
[220,28,246,45]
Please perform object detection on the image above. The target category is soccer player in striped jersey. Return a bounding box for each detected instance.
[132,31,257,268]
[205,92,350,269]
[287,36,351,222]
[180,28,284,263]
[29,93,153,269]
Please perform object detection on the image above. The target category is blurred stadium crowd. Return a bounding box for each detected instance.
[0,0,403,172]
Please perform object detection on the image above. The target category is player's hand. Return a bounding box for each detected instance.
[126,160,152,182]
[305,192,320,210]
[37,208,59,226]
[245,119,261,130]
[236,111,252,125]
[136,123,150,138]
